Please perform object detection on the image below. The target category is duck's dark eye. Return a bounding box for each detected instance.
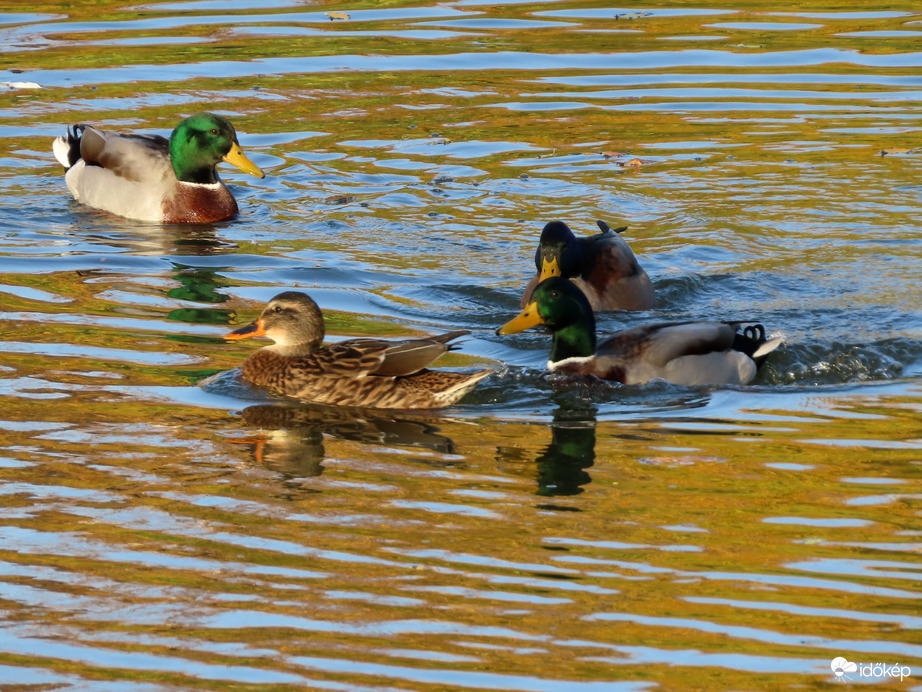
[210,128,220,136]
[272,305,283,313]
[550,290,561,299]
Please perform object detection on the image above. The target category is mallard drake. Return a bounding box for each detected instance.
[53,112,264,223]
[499,277,781,386]
[522,220,655,311]
[225,292,493,409]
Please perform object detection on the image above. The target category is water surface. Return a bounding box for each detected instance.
[0,0,921,689]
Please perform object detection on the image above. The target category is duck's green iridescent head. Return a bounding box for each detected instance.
[499,277,594,334]
[169,112,264,184]
[534,221,583,283]
[496,277,596,362]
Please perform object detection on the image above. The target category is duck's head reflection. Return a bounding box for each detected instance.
[497,409,597,497]
[534,421,596,497]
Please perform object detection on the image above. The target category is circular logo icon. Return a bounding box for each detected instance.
[831,657,857,678]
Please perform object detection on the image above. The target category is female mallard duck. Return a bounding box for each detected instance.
[500,277,781,386]
[522,220,655,311]
[52,112,264,223]
[225,292,493,409]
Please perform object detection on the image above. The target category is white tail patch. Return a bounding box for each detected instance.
[753,335,784,360]
[52,135,72,168]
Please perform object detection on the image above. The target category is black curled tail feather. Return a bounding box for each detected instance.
[53,124,84,169]
[743,324,766,343]
[67,125,85,166]
[596,219,628,235]
[733,323,771,368]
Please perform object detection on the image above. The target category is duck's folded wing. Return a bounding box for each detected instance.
[303,331,469,379]
[595,321,758,385]
[580,222,629,260]
[581,228,642,275]
[79,126,172,183]
[579,223,655,311]
[610,321,739,367]
[373,332,467,377]
[304,340,391,379]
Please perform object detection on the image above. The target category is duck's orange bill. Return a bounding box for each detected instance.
[223,142,265,179]
[496,301,544,335]
[538,256,562,283]
[224,320,266,340]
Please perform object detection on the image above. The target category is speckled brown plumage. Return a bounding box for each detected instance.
[226,292,493,409]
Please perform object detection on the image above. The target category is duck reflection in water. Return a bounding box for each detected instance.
[79,222,240,328]
[76,214,235,257]
[230,403,457,478]
[534,418,597,497]
[498,408,597,498]
[165,263,235,326]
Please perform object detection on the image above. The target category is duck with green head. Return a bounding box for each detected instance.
[53,112,264,223]
[522,220,655,312]
[500,277,781,386]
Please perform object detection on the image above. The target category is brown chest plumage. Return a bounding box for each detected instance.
[162,182,238,223]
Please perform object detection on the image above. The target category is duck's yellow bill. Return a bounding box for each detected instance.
[496,301,544,335]
[223,143,265,178]
[538,256,561,283]
[225,320,266,340]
